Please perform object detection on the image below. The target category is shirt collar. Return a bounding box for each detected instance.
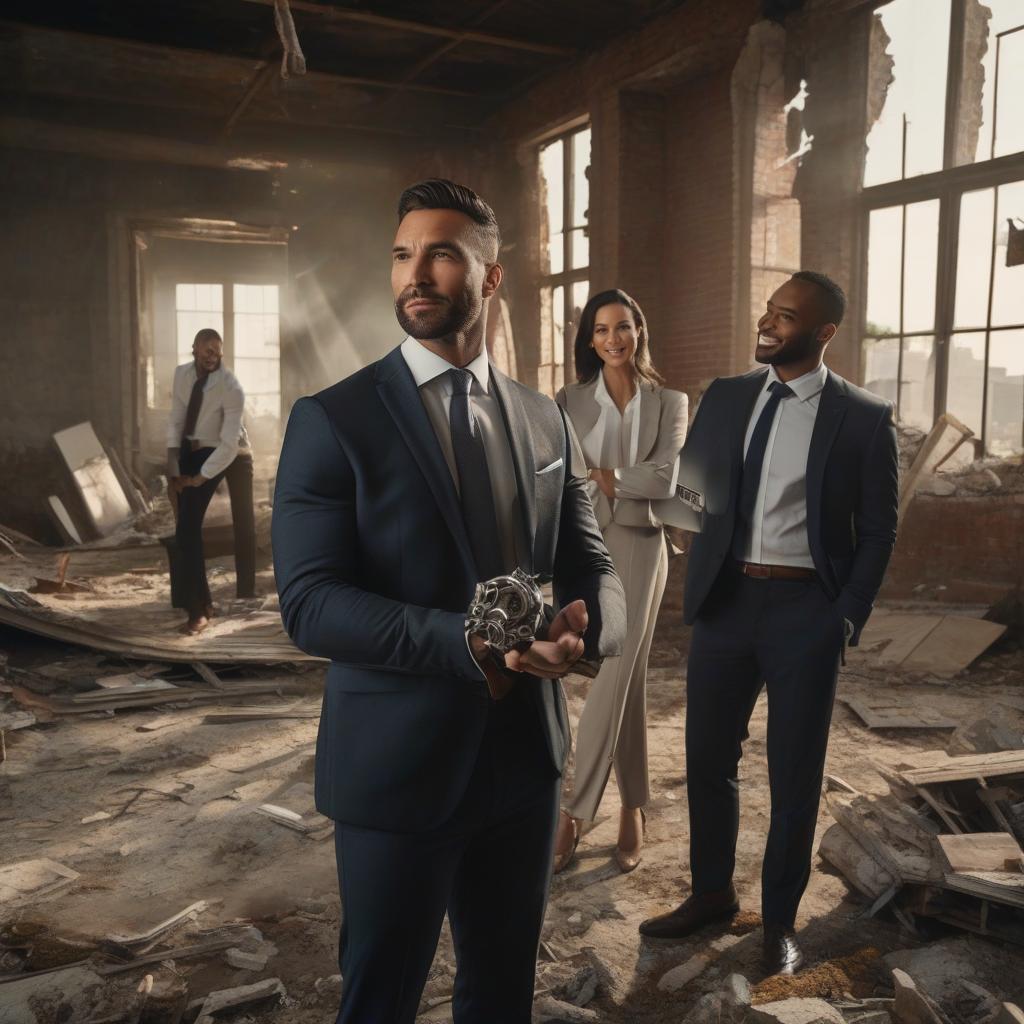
[594,370,642,411]
[401,336,490,394]
[187,363,222,383]
[766,362,827,402]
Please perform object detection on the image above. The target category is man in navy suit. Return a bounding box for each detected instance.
[639,272,898,974]
[272,179,625,1023]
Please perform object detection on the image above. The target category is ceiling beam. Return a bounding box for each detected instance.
[1,20,483,100]
[236,0,577,57]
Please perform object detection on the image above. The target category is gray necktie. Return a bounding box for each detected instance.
[448,368,504,581]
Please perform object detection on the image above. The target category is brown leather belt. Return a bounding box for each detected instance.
[189,439,205,451]
[737,561,817,581]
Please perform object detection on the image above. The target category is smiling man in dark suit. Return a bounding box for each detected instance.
[639,272,898,974]
[272,179,625,1023]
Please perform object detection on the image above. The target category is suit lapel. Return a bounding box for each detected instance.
[490,366,537,572]
[374,347,476,574]
[805,370,848,539]
[636,385,660,462]
[565,379,602,443]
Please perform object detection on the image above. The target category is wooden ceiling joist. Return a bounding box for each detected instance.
[236,0,577,57]
[1,21,482,101]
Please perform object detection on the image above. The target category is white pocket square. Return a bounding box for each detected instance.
[536,458,563,475]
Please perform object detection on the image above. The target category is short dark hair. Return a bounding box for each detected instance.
[397,178,501,261]
[573,288,664,387]
[791,271,846,326]
[193,328,222,346]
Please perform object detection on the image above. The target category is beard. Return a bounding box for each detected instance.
[395,286,479,341]
[754,327,819,366]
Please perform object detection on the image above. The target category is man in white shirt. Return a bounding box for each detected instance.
[166,328,256,635]
[640,272,898,975]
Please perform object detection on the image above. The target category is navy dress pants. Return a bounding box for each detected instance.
[333,683,560,1024]
[685,564,844,927]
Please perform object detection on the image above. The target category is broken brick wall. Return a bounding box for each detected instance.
[884,493,1024,604]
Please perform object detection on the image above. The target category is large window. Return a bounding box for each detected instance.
[538,124,591,397]
[862,0,1024,456]
[174,281,281,421]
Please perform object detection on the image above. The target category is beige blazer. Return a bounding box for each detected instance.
[556,378,688,530]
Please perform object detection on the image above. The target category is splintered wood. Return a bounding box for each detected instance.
[821,748,1024,942]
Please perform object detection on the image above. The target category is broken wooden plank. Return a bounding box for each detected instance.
[843,697,957,730]
[203,704,319,723]
[943,870,1024,909]
[107,900,209,950]
[192,662,225,689]
[937,833,1024,873]
[902,751,1024,787]
[851,610,1006,677]
[0,858,79,906]
[9,679,294,714]
[0,582,315,664]
[193,977,285,1018]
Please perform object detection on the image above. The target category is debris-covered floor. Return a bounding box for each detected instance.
[2,539,1023,1023]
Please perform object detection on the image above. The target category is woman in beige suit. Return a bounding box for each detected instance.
[554,288,688,873]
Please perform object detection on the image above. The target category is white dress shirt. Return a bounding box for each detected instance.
[167,363,251,479]
[400,337,525,573]
[738,363,827,568]
[580,372,643,514]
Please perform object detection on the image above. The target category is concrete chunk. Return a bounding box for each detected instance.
[748,997,845,1024]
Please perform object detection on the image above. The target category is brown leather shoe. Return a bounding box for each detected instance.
[638,884,739,938]
[761,925,804,975]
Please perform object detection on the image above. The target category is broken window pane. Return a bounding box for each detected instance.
[947,330,988,435]
[900,336,937,431]
[864,0,951,186]
[866,206,903,335]
[955,187,995,329]
[992,179,1024,328]
[903,200,940,332]
[987,328,1024,455]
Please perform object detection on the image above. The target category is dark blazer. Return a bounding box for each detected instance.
[682,367,898,645]
[272,345,626,833]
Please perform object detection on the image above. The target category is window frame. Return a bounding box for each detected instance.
[538,123,591,396]
[858,0,1024,454]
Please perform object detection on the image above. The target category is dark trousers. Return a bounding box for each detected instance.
[685,564,844,927]
[175,448,256,618]
[333,686,560,1024]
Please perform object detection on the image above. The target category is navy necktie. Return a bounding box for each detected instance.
[733,379,794,555]
[448,368,504,581]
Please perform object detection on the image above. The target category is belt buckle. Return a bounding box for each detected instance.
[742,562,771,579]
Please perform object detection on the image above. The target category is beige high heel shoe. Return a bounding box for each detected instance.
[614,806,646,873]
[553,810,582,874]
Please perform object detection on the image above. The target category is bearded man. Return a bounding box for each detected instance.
[639,272,898,976]
[271,179,625,1023]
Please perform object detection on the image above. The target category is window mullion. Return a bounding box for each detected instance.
[943,0,967,171]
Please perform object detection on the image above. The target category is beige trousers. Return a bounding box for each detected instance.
[564,521,668,822]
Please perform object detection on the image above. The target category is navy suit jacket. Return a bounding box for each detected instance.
[272,345,626,832]
[682,367,898,645]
